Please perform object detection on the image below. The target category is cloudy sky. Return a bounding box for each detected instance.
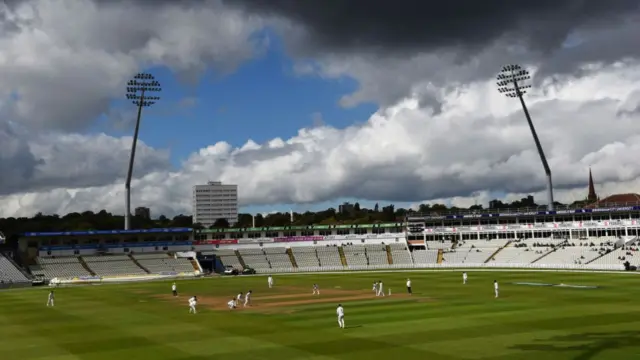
[1,0,640,218]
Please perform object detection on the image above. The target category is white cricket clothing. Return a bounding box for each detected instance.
[244,293,251,306]
[46,293,55,307]
[237,293,242,301]
[268,276,273,288]
[228,300,236,309]
[494,282,499,290]
[336,306,345,328]
[406,280,411,287]
[377,283,385,296]
[172,284,177,291]
[188,297,197,313]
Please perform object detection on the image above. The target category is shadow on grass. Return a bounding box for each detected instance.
[511,331,640,360]
[345,325,363,329]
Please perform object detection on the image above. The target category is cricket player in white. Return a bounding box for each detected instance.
[463,272,468,285]
[228,299,236,309]
[406,278,412,295]
[172,282,178,297]
[312,284,320,295]
[377,281,385,297]
[46,291,55,307]
[372,282,377,293]
[188,296,197,314]
[237,292,243,303]
[244,290,252,307]
[336,304,345,329]
[267,275,274,288]
[494,280,499,298]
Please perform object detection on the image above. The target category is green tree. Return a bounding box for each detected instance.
[211,218,230,228]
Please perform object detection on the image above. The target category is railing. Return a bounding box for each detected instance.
[407,201,640,219]
[252,262,628,273]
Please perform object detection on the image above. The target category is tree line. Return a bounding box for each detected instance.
[0,197,556,245]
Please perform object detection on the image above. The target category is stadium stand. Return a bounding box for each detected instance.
[0,254,30,283]
[412,249,438,264]
[365,244,389,266]
[263,247,294,270]
[445,239,510,264]
[238,248,271,270]
[427,240,453,250]
[213,249,244,270]
[535,244,610,266]
[83,255,147,276]
[389,243,413,265]
[133,253,196,274]
[489,239,562,264]
[342,244,368,266]
[316,246,343,267]
[33,257,91,280]
[291,247,320,268]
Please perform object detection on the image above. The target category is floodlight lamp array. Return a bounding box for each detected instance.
[496,64,532,98]
[125,73,162,107]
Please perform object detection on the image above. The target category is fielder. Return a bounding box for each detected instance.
[172,282,178,297]
[406,278,412,295]
[372,281,377,293]
[228,298,237,309]
[236,292,243,303]
[376,281,385,297]
[494,280,499,298]
[336,304,345,329]
[244,290,252,307]
[312,284,320,295]
[463,272,468,285]
[267,275,274,289]
[188,296,198,314]
[46,290,55,307]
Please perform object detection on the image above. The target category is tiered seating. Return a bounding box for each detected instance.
[427,241,452,250]
[292,247,320,268]
[588,246,640,267]
[490,242,554,264]
[213,249,243,270]
[238,248,270,270]
[264,247,293,269]
[441,249,467,263]
[35,257,90,280]
[389,243,413,265]
[342,245,368,266]
[83,255,146,276]
[449,239,509,264]
[316,246,343,267]
[536,246,605,265]
[0,254,30,283]
[133,253,196,274]
[412,249,438,264]
[365,244,389,265]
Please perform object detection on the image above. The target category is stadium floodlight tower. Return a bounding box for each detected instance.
[124,73,161,230]
[497,64,554,211]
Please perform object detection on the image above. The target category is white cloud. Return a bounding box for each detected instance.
[0,0,264,197]
[3,61,640,217]
[2,0,640,219]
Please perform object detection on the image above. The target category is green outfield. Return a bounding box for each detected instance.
[1,270,639,360]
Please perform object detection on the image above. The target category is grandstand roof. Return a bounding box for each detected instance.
[586,193,640,208]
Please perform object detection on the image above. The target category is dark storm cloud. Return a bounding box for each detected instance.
[226,0,639,55]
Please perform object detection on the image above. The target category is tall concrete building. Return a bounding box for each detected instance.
[134,206,151,220]
[192,181,238,227]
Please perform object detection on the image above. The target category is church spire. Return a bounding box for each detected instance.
[587,167,597,202]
